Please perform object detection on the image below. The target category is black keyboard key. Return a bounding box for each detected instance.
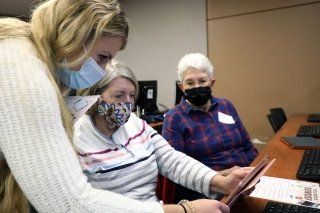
[297,125,320,138]
[263,201,320,213]
[308,114,320,122]
[296,149,320,180]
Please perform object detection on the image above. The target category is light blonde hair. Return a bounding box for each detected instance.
[0,0,128,212]
[77,60,138,116]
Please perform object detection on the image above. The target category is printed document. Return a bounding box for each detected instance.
[250,176,320,208]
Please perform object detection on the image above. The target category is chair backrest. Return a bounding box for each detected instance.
[270,108,287,123]
[267,113,285,133]
[175,80,184,105]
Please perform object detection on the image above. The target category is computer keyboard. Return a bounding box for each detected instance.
[308,114,320,122]
[296,149,320,180]
[263,201,320,213]
[297,125,320,138]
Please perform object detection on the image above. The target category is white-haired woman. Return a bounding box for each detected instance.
[161,53,258,203]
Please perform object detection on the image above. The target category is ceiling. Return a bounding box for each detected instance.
[0,0,35,17]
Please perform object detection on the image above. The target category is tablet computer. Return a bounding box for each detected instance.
[280,136,320,149]
[223,155,276,207]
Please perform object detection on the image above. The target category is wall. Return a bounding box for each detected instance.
[4,0,318,143]
[207,0,320,142]
[117,0,207,110]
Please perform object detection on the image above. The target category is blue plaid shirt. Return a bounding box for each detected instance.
[162,96,258,171]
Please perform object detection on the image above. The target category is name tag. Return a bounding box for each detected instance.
[218,112,235,124]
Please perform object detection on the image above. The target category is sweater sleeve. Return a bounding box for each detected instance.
[0,38,163,213]
[149,125,218,198]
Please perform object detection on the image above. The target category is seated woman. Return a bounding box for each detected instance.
[73,60,253,203]
[161,53,259,203]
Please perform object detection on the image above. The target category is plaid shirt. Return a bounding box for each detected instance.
[162,96,258,171]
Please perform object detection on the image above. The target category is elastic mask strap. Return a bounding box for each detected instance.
[83,44,88,53]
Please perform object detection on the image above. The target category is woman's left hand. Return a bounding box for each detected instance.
[210,167,254,194]
[217,166,241,176]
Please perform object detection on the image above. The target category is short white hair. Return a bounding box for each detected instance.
[177,53,214,81]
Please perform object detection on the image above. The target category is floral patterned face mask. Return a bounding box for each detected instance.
[97,100,134,126]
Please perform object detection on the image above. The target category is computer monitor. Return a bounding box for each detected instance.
[175,80,184,105]
[136,80,160,115]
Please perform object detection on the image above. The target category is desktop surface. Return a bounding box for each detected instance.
[227,114,319,213]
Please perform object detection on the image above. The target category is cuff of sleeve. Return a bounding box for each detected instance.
[202,170,218,197]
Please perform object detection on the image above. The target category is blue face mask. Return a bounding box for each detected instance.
[58,57,106,89]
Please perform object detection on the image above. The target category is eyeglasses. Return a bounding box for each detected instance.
[182,78,211,87]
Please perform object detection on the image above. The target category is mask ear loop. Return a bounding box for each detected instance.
[83,44,91,60]
[82,44,93,62]
[97,96,103,105]
[83,44,88,53]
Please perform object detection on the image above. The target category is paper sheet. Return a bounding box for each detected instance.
[250,176,320,208]
[64,95,100,125]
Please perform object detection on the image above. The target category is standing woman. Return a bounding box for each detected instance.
[0,0,230,213]
[0,0,160,212]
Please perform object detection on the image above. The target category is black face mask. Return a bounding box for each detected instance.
[183,86,212,107]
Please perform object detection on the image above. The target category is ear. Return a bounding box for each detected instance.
[210,79,216,88]
[178,81,185,92]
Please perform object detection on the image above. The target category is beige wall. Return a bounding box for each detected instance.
[207,0,320,142]
[118,0,207,109]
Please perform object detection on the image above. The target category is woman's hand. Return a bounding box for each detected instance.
[191,199,230,213]
[218,166,241,176]
[210,167,254,194]
[163,199,230,213]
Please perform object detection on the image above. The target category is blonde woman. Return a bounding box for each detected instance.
[0,0,167,212]
[0,0,234,213]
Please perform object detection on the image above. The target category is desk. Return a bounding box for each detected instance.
[149,122,163,134]
[229,114,317,212]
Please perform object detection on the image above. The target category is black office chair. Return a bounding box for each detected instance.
[175,80,184,105]
[267,113,285,133]
[270,108,287,123]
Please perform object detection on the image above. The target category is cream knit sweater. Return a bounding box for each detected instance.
[0,38,163,212]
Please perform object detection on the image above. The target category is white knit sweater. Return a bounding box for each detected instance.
[0,38,163,212]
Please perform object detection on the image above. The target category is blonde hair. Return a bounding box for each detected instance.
[31,0,129,82]
[0,0,128,212]
[0,161,29,213]
[77,60,138,116]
